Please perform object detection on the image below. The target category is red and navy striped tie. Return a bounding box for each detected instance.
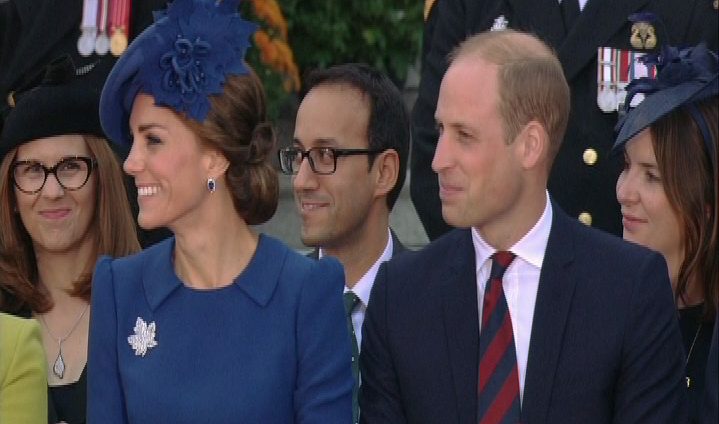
[478,251,520,424]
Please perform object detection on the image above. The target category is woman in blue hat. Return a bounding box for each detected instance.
[614,44,718,423]
[87,1,353,422]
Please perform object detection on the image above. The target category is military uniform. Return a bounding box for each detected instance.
[411,0,719,239]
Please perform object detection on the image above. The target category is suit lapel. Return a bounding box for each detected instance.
[558,0,650,80]
[521,208,577,422]
[442,229,480,423]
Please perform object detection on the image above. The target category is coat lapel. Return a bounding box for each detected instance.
[557,0,651,80]
[442,229,480,423]
[521,208,578,422]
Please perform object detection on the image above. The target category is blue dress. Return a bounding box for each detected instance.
[87,234,353,423]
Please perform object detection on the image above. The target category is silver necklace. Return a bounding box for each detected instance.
[685,322,702,389]
[39,304,90,379]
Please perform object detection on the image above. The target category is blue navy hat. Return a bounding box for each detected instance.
[613,43,718,162]
[0,55,112,160]
[99,0,257,147]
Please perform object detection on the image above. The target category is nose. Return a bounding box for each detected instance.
[292,155,318,192]
[431,130,452,173]
[123,143,144,176]
[615,168,637,206]
[40,172,65,199]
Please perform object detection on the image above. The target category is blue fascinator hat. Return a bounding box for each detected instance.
[612,43,718,162]
[99,0,257,147]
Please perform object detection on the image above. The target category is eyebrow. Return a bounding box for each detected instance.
[14,155,86,164]
[136,123,167,133]
[292,137,338,148]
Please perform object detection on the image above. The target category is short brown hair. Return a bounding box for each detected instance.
[0,135,140,314]
[652,97,718,319]
[450,30,570,164]
[185,71,279,225]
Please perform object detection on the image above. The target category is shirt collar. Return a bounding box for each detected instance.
[471,191,553,271]
[320,228,394,307]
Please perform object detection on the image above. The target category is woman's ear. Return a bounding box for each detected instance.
[204,149,230,179]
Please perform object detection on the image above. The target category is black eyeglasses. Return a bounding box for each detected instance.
[278,147,387,175]
[12,156,96,194]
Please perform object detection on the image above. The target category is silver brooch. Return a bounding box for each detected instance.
[491,15,509,31]
[127,317,158,357]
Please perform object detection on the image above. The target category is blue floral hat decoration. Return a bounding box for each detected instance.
[612,43,718,166]
[99,0,257,147]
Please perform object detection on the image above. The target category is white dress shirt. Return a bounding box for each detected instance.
[320,228,394,350]
[472,191,553,403]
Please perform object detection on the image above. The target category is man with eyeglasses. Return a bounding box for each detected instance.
[278,63,410,424]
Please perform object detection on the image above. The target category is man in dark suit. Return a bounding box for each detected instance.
[359,30,686,423]
[279,63,410,424]
[411,0,719,240]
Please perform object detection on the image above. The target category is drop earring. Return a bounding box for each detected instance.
[207,177,216,193]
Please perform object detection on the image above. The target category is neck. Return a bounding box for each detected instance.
[172,197,258,289]
[323,210,390,287]
[34,236,95,298]
[478,188,546,251]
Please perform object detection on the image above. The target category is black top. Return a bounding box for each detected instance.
[679,304,715,423]
[48,366,87,424]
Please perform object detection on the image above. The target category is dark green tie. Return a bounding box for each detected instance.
[344,291,360,424]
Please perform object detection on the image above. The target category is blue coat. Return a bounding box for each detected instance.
[88,234,353,423]
[360,206,687,423]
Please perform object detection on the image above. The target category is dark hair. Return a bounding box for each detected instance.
[301,63,410,210]
[0,135,140,314]
[652,97,718,319]
[186,70,279,225]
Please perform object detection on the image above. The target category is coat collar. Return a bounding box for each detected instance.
[142,234,285,311]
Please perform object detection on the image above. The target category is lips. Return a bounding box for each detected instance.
[438,180,463,200]
[622,213,647,232]
[39,208,71,220]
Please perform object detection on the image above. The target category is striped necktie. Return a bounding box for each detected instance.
[344,291,360,424]
[478,251,520,424]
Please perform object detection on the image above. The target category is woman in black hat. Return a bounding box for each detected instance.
[0,57,141,424]
[614,44,718,423]
[87,0,353,422]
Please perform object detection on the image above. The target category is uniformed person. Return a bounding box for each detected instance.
[411,0,718,240]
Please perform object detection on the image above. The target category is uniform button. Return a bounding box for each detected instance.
[583,148,598,166]
[578,212,592,226]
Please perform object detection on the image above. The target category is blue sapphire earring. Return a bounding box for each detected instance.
[207,177,216,193]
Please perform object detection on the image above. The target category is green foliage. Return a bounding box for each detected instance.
[280,0,423,86]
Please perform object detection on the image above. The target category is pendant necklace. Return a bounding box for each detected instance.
[685,322,702,389]
[39,304,90,379]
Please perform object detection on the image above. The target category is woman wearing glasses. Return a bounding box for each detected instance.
[0,57,140,424]
[87,1,352,422]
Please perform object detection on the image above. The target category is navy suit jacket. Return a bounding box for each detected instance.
[88,234,353,423]
[359,207,687,423]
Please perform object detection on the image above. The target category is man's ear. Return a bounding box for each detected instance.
[373,149,399,199]
[516,120,548,170]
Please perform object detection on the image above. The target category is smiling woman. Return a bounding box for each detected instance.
[613,43,718,422]
[0,56,140,424]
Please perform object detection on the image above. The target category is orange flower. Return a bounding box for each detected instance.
[250,0,287,39]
